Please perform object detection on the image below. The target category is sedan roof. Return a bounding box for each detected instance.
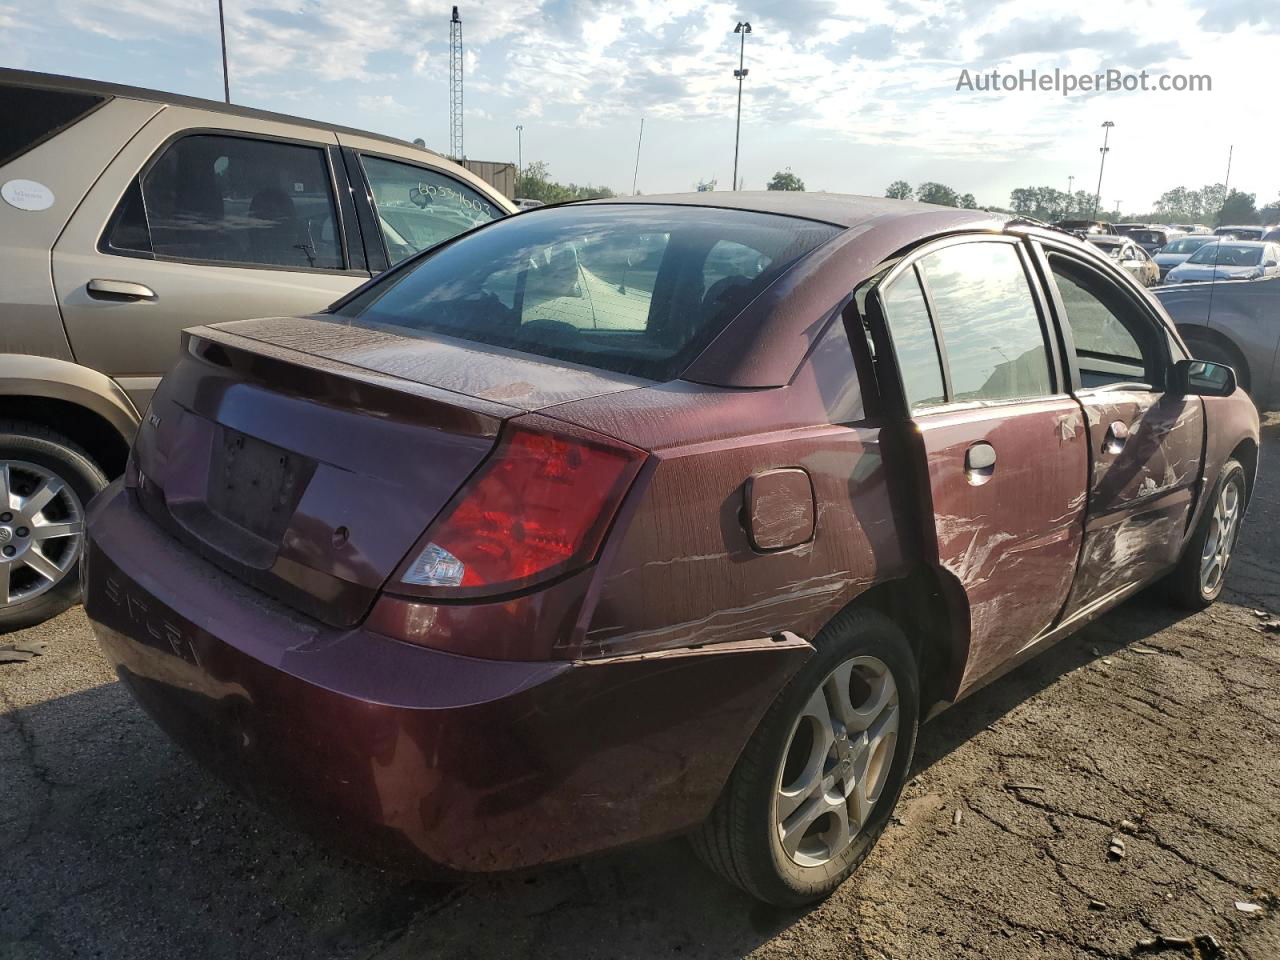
[580,191,1005,231]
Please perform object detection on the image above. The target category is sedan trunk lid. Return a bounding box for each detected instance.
[132,318,646,628]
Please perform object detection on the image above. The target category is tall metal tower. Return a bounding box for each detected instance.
[449,6,464,159]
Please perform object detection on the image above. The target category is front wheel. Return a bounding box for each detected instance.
[0,422,107,632]
[1167,458,1247,610]
[691,608,919,906]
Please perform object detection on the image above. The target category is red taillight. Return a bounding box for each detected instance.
[397,424,644,596]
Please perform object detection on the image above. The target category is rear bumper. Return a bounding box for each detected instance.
[84,482,810,873]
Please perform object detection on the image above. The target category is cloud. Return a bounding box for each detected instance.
[1194,0,1280,34]
[977,17,1183,65]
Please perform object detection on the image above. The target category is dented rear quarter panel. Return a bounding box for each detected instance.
[545,317,907,661]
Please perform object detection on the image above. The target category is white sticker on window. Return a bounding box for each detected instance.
[2,179,55,211]
[293,182,304,193]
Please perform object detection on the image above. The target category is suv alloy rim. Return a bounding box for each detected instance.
[1200,473,1243,597]
[774,655,900,867]
[0,460,86,606]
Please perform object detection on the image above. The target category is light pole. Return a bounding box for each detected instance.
[515,124,523,189]
[632,117,644,195]
[217,0,230,103]
[732,21,751,192]
[1091,120,1114,220]
[1066,174,1074,215]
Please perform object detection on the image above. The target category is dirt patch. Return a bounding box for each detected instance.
[3,419,1278,960]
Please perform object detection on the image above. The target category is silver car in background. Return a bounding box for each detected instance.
[1158,273,1280,410]
[1154,235,1218,280]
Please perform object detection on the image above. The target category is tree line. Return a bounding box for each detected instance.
[514,161,1279,225]
[516,161,616,203]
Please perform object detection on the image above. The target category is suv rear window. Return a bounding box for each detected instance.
[1,85,106,167]
[335,204,841,381]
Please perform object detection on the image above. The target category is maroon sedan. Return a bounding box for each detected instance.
[84,195,1258,906]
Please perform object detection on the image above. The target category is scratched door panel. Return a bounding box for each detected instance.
[914,397,1088,692]
[1063,390,1204,617]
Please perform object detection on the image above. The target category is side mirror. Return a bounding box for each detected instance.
[1265,259,1278,268]
[1171,358,1236,397]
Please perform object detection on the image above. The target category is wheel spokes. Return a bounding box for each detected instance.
[22,476,64,517]
[777,688,836,820]
[22,546,63,583]
[779,786,851,860]
[31,519,84,541]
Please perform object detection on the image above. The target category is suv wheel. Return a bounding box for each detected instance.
[0,422,107,632]
[692,608,919,906]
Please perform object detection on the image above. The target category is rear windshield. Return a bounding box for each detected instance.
[335,204,841,381]
[1187,243,1262,266]
[1163,236,1213,254]
[1,84,106,167]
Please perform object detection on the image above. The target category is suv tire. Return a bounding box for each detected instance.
[0,421,107,632]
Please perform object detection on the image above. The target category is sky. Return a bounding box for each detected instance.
[3,0,1278,212]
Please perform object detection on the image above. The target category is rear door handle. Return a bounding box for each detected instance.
[1104,420,1130,454]
[965,442,996,484]
[87,279,157,302]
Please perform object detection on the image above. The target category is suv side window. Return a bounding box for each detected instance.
[360,155,501,264]
[1,84,105,166]
[881,268,946,410]
[103,134,343,270]
[917,241,1054,402]
[1047,253,1160,388]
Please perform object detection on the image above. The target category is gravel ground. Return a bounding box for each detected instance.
[2,418,1279,960]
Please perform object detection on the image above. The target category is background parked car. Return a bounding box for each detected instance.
[1171,223,1212,235]
[514,197,546,210]
[1053,219,1116,235]
[1086,235,1160,286]
[1127,225,1185,254]
[1158,272,1280,410]
[1164,241,1280,284]
[0,68,515,630]
[1154,235,1219,280]
[1214,225,1276,241]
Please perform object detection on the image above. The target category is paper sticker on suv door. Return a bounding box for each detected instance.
[2,179,55,211]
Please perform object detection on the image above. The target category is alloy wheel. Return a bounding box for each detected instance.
[1200,473,1243,597]
[0,460,86,607]
[774,655,900,867]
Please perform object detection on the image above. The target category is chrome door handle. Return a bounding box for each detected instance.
[87,279,157,302]
[965,442,996,485]
[1103,420,1129,454]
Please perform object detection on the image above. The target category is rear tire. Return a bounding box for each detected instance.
[0,421,107,633]
[1166,458,1247,610]
[691,608,919,906]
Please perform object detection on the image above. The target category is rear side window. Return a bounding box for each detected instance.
[360,155,500,264]
[102,134,343,271]
[881,269,946,410]
[1,85,105,167]
[917,242,1053,402]
[336,205,840,381]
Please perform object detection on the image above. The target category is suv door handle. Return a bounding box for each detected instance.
[965,442,996,485]
[87,279,157,302]
[1103,420,1130,454]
